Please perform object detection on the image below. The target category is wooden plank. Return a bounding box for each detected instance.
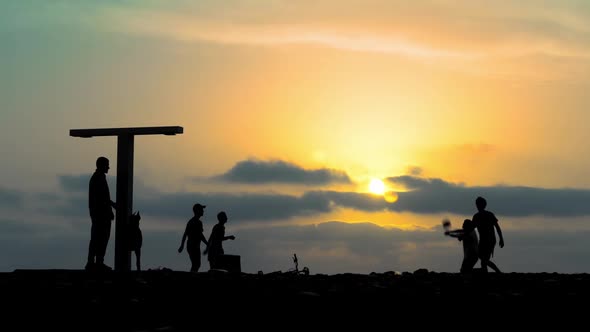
[70,126,183,137]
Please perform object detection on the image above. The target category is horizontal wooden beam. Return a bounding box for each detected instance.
[70,126,183,137]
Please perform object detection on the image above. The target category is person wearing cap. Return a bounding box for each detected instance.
[178,203,209,272]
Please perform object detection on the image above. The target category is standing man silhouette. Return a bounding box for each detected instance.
[178,203,209,272]
[86,156,116,271]
[472,196,504,273]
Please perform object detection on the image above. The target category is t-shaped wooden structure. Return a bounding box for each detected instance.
[70,126,183,272]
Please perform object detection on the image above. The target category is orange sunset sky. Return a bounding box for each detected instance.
[1,1,590,273]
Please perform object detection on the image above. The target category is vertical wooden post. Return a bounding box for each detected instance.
[70,126,183,273]
[115,134,134,272]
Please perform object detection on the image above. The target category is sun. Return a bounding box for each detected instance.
[369,178,386,195]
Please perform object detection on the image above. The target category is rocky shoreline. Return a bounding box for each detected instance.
[2,269,588,330]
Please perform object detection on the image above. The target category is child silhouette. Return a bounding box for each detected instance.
[445,219,479,274]
[204,211,235,270]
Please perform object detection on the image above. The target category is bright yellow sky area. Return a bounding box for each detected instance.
[3,1,590,273]
[2,0,590,192]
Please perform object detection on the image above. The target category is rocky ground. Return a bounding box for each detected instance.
[2,268,588,330]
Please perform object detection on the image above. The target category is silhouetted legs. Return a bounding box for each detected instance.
[460,254,479,274]
[481,259,501,273]
[87,236,96,267]
[188,247,201,272]
[87,219,111,269]
[208,255,219,270]
[479,245,501,273]
[95,220,111,264]
[134,249,141,271]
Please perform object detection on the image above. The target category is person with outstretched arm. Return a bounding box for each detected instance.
[204,211,235,270]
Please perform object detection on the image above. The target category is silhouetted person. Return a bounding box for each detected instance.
[204,211,235,270]
[445,219,479,274]
[473,196,504,273]
[86,156,116,271]
[129,211,142,271]
[178,203,209,272]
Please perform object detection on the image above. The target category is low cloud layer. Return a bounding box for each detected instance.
[59,174,91,193]
[6,172,590,273]
[2,217,590,274]
[387,176,590,217]
[50,174,590,223]
[212,159,352,185]
[0,187,22,208]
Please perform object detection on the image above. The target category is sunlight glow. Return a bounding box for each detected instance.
[384,191,399,203]
[369,178,386,195]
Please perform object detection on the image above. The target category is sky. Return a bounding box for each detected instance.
[1,0,590,274]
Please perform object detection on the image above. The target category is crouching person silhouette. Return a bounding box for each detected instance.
[204,211,235,270]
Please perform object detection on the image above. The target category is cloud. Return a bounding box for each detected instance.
[35,192,62,202]
[49,174,389,221]
[0,187,23,208]
[228,221,590,274]
[230,221,444,274]
[0,217,89,271]
[46,172,590,222]
[304,191,386,212]
[212,159,352,185]
[139,191,333,221]
[101,7,467,59]
[2,214,590,273]
[81,1,590,81]
[58,174,91,193]
[58,174,119,194]
[0,219,52,235]
[406,166,423,176]
[48,184,384,222]
[386,176,590,217]
[46,196,88,219]
[98,1,590,61]
[57,174,149,195]
[48,181,333,221]
[0,218,456,273]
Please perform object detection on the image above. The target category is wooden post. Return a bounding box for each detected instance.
[70,126,183,272]
[115,134,134,271]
